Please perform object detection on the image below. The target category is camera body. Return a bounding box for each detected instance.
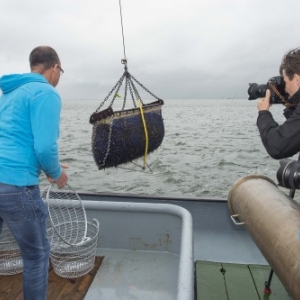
[248,76,289,104]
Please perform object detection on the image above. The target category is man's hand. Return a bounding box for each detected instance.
[54,170,68,188]
[257,89,271,111]
[46,163,69,188]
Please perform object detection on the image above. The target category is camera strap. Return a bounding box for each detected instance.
[268,82,286,103]
[285,88,300,107]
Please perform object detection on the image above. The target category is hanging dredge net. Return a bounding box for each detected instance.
[89,62,164,170]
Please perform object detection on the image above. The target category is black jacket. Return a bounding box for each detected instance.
[257,106,300,159]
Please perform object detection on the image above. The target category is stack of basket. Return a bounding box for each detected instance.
[42,184,100,278]
[0,222,23,275]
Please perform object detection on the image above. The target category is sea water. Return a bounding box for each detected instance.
[40,98,296,199]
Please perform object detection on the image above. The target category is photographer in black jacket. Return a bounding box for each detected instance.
[257,47,300,159]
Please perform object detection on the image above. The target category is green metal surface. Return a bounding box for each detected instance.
[248,265,291,300]
[222,263,259,300]
[196,261,291,300]
[195,261,227,300]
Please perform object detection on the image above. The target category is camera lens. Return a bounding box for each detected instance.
[248,83,268,100]
[276,159,300,189]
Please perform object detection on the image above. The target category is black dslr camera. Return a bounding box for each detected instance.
[277,159,300,190]
[248,76,289,104]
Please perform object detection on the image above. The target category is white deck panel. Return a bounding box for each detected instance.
[85,249,179,300]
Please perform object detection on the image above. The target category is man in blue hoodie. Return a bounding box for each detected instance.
[0,46,68,300]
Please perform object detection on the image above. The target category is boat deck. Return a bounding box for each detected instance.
[84,249,180,300]
[0,257,103,300]
[196,261,291,300]
[0,257,292,299]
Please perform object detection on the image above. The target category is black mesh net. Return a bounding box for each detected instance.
[90,68,164,169]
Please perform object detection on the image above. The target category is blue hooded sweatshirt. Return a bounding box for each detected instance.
[0,73,62,186]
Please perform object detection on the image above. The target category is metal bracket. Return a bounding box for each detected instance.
[230,214,245,226]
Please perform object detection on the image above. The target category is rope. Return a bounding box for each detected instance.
[137,100,149,169]
[119,0,127,63]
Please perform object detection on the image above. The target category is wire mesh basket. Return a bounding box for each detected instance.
[50,219,99,278]
[0,222,23,275]
[41,184,88,247]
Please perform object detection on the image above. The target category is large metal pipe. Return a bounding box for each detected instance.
[228,175,300,299]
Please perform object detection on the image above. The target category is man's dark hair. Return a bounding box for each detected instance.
[279,47,300,80]
[29,46,60,70]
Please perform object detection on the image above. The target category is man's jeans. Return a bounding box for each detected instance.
[0,183,50,300]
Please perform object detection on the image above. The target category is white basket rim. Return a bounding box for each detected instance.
[45,183,88,246]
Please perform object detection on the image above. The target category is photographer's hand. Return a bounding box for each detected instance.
[257,89,271,111]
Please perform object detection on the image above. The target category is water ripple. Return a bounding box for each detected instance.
[40,99,294,199]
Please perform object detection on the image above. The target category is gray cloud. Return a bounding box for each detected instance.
[1,0,299,100]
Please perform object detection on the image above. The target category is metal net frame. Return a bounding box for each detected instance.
[89,64,165,170]
[90,64,162,119]
[42,184,88,248]
[0,222,23,275]
[50,219,99,278]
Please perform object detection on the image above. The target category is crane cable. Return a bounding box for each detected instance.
[118,0,149,169]
[119,0,127,64]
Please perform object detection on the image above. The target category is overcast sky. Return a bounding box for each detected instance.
[0,0,299,100]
